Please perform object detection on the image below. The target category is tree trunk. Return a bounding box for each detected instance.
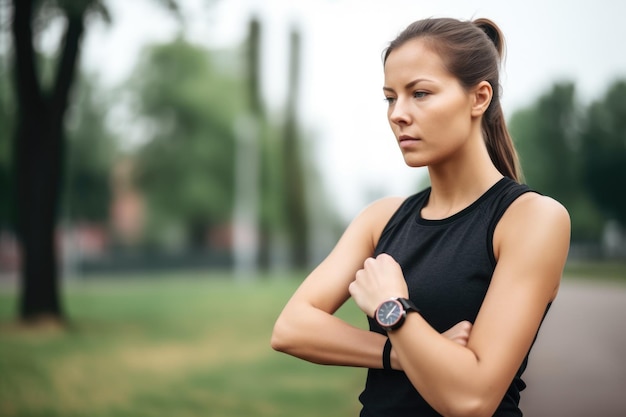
[12,0,85,322]
[283,28,309,268]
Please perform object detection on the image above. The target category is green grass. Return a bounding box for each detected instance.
[0,272,368,417]
[564,260,626,282]
[1,262,624,417]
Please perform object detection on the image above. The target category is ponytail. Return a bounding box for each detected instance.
[483,103,522,182]
[473,18,505,61]
[473,18,522,182]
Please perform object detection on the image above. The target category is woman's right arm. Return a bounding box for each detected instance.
[270,197,404,368]
[270,197,473,369]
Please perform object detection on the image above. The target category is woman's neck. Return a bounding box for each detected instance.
[422,149,503,220]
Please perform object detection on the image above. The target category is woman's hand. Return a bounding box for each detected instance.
[349,253,409,317]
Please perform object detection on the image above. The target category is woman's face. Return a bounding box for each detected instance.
[383,38,477,168]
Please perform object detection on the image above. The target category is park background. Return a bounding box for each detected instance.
[1,0,625,416]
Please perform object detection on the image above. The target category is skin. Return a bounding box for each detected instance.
[272,38,571,417]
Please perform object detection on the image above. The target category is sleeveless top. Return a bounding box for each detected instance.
[358,177,539,417]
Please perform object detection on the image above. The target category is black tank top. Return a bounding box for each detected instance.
[358,177,538,417]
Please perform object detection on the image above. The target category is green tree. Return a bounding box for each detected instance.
[239,17,328,271]
[510,82,604,241]
[10,0,103,322]
[580,79,626,228]
[62,74,115,223]
[6,0,178,323]
[0,48,14,231]
[129,37,245,249]
[282,27,309,268]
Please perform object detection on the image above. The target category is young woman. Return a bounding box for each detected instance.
[271,17,570,417]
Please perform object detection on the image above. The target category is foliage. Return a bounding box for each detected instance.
[509,82,605,241]
[580,80,626,227]
[128,38,246,248]
[0,40,114,229]
[514,83,579,201]
[62,73,116,222]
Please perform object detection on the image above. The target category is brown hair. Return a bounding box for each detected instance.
[383,17,522,182]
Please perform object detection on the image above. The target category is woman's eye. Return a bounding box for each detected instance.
[383,97,396,105]
[413,91,428,99]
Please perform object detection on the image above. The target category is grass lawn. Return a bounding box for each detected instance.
[1,263,624,417]
[0,271,368,417]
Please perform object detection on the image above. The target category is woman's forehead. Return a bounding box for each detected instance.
[383,39,450,85]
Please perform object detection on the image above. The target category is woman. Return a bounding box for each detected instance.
[271,17,570,417]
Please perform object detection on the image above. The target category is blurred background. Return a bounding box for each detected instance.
[0,1,625,416]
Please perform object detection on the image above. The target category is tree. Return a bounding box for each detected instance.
[509,82,604,241]
[580,79,626,228]
[0,43,14,231]
[62,74,116,224]
[129,37,244,249]
[512,83,579,200]
[7,0,177,323]
[281,27,309,268]
[10,0,99,322]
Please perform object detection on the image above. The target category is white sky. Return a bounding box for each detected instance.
[81,0,626,221]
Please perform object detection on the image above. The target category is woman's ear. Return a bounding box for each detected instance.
[471,81,493,117]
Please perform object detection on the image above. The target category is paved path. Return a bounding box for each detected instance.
[519,279,626,416]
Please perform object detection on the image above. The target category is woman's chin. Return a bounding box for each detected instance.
[401,155,427,168]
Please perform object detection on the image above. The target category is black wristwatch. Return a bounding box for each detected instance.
[375,297,420,331]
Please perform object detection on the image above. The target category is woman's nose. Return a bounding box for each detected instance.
[389,99,411,125]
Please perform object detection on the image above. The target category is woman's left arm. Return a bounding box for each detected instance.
[349,193,571,417]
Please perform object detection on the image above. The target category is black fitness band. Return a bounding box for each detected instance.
[383,338,392,370]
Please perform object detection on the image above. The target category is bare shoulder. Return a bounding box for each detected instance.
[359,196,406,233]
[502,192,571,235]
[339,196,406,252]
[361,196,406,218]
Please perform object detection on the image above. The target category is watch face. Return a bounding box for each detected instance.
[376,299,403,328]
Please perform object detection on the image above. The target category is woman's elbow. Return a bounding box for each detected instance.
[440,395,499,417]
[270,316,293,353]
[271,302,318,355]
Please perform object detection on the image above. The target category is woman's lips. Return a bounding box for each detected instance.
[398,135,421,148]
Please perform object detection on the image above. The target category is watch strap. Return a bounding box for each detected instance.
[382,338,392,370]
[397,297,420,314]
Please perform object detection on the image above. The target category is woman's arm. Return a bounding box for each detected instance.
[349,193,571,417]
[271,197,404,368]
[271,197,473,369]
